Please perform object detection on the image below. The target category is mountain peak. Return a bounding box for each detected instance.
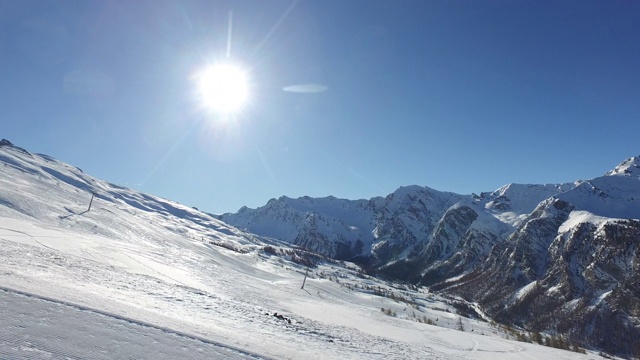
[0,138,14,147]
[0,139,32,156]
[606,156,640,179]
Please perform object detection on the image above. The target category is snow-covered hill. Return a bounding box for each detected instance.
[0,139,255,249]
[1,138,604,359]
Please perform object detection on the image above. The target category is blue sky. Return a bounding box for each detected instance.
[1,0,639,214]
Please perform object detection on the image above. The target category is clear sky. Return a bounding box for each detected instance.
[1,0,639,214]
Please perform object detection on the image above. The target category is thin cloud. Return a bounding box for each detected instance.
[282,84,328,93]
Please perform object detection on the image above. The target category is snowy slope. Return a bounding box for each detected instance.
[0,139,256,249]
[478,182,577,226]
[557,175,640,219]
[0,139,602,359]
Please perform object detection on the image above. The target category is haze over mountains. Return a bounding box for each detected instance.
[0,138,637,358]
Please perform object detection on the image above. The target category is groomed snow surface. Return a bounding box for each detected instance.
[0,288,257,360]
[0,216,602,360]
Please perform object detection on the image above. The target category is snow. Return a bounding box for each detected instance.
[593,290,612,306]
[605,155,640,179]
[464,202,510,236]
[558,211,612,234]
[557,176,640,219]
[514,281,538,300]
[0,288,258,360]
[1,218,601,359]
[443,272,470,283]
[483,183,576,217]
[0,141,604,359]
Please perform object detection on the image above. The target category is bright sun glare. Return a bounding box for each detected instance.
[198,63,249,114]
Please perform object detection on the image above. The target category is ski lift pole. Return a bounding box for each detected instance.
[87,192,95,212]
[301,268,308,289]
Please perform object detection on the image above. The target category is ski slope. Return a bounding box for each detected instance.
[0,141,603,359]
[0,217,603,360]
[0,287,259,360]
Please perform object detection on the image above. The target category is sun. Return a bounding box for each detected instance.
[197,63,249,114]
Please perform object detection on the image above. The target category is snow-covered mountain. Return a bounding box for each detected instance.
[438,160,640,356]
[0,138,635,358]
[220,155,640,358]
[217,186,468,264]
[217,195,381,260]
[219,181,582,273]
[220,156,639,274]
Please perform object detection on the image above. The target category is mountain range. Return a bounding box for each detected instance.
[1,137,637,358]
[219,154,640,357]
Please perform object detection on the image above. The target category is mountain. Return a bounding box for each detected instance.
[217,195,381,260]
[220,155,640,358]
[438,161,640,356]
[218,182,580,271]
[218,185,470,264]
[2,138,606,359]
